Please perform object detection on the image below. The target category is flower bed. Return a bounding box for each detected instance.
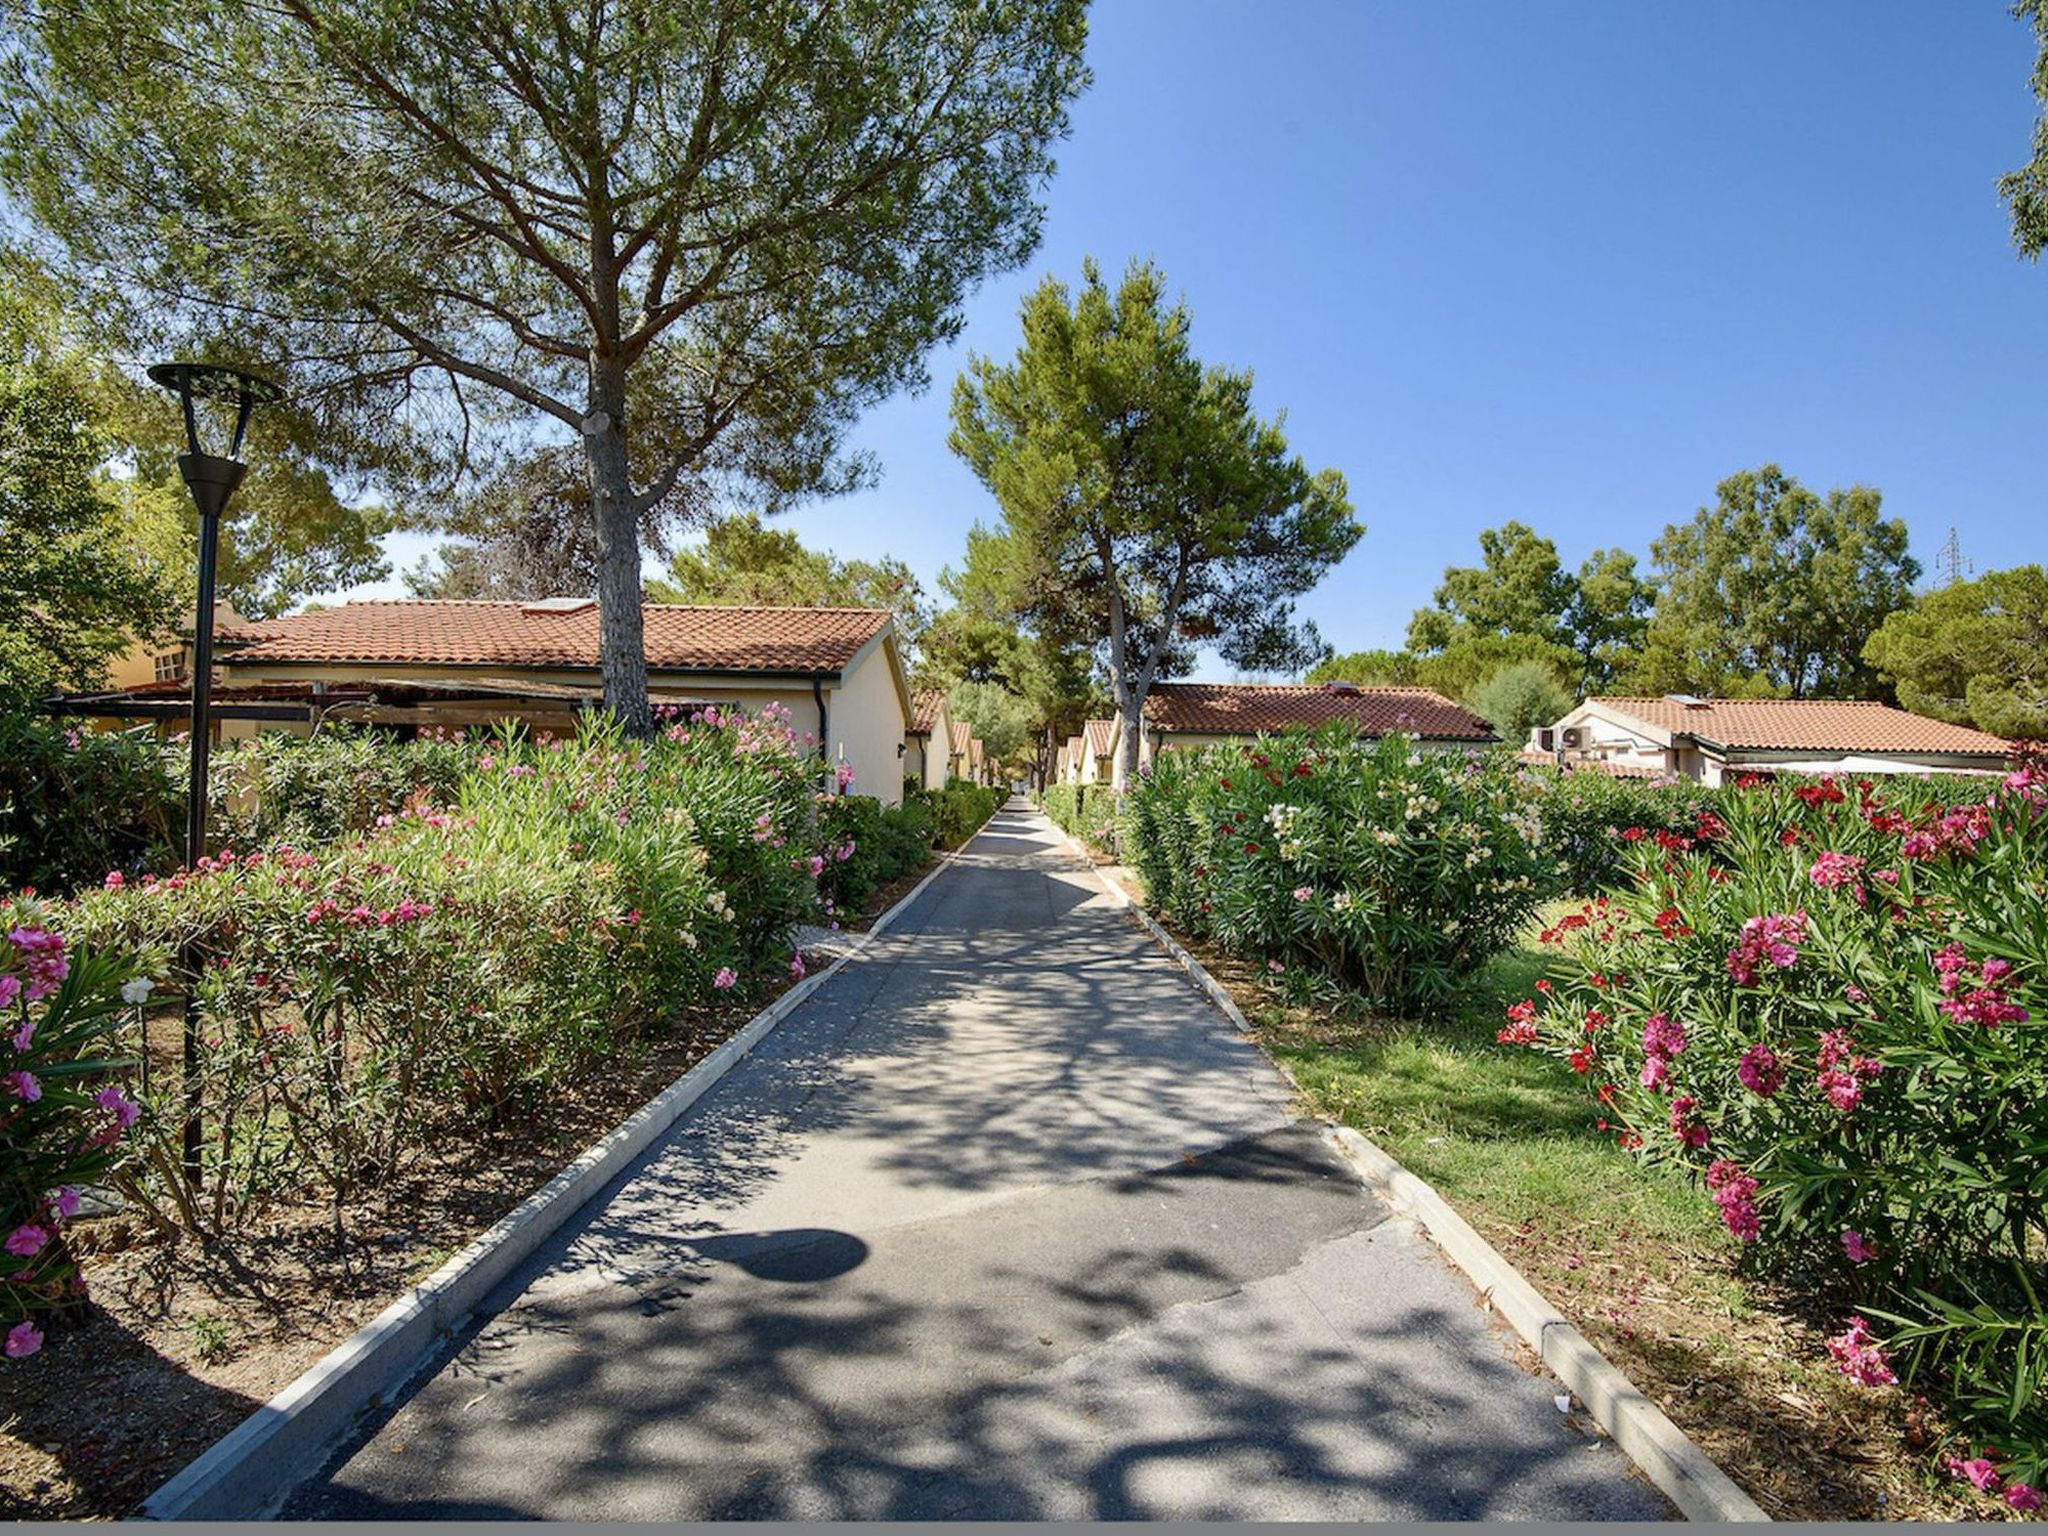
[1504,761,2047,1502]
[1119,729,1553,1014]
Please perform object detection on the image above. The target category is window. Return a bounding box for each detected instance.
[153,651,186,683]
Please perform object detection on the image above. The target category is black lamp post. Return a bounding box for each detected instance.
[147,361,283,1183]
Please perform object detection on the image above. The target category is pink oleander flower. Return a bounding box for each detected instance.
[1807,850,1866,890]
[789,953,806,980]
[7,1071,41,1103]
[10,1016,31,1052]
[7,927,69,1003]
[1725,911,1807,986]
[1949,1456,2002,1493]
[1826,1316,1898,1387]
[1668,1094,1709,1147]
[1736,1042,1784,1097]
[1641,1012,1687,1060]
[0,974,18,1011]
[4,1321,42,1359]
[51,1188,80,1221]
[1840,1229,1873,1264]
[103,869,124,889]
[2007,1484,2043,1513]
[807,855,826,878]
[92,1086,140,1128]
[713,967,737,990]
[1705,1159,1760,1242]
[5,1224,49,1258]
[1292,885,1312,902]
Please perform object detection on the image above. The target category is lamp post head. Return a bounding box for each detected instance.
[147,362,284,519]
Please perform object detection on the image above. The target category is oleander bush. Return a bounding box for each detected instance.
[926,781,1001,849]
[0,712,181,896]
[1502,761,2048,1481]
[1122,727,1553,1014]
[24,707,837,1241]
[813,792,937,915]
[1522,765,1723,895]
[1039,781,1123,851]
[207,725,475,847]
[1,925,145,1358]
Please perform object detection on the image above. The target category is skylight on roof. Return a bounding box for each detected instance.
[519,597,596,616]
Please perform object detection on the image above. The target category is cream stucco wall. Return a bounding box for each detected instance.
[821,633,909,807]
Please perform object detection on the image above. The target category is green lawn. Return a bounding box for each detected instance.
[1264,942,1717,1256]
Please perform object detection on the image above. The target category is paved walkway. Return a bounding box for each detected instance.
[291,805,1667,1520]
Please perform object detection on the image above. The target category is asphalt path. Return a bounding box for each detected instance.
[290,803,1667,1520]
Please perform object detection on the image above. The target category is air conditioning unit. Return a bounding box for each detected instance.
[1533,727,1555,751]
[1561,726,1584,748]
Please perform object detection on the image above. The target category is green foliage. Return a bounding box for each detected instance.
[1039,781,1121,851]
[647,512,931,658]
[813,793,935,915]
[1306,649,1424,686]
[2,936,143,1343]
[3,0,1089,727]
[31,712,839,1239]
[0,715,181,897]
[1405,524,1652,693]
[0,303,178,705]
[950,258,1360,781]
[921,782,1002,849]
[945,680,1035,765]
[207,727,474,848]
[1511,767,2048,1473]
[1466,661,1575,744]
[2002,0,2048,259]
[1522,765,1722,894]
[1864,565,2048,739]
[1122,728,1554,1014]
[1632,465,1918,700]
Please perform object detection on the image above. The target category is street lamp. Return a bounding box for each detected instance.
[147,361,283,1183]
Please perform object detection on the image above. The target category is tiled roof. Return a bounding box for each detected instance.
[1590,697,2011,755]
[223,600,892,675]
[909,689,947,735]
[1083,719,1116,757]
[950,720,972,752]
[1144,683,1496,742]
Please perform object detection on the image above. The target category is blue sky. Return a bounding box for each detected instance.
[354,2,2048,676]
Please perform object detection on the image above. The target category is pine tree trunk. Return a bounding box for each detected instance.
[585,358,651,736]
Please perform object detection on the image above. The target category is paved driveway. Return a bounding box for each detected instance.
[291,804,1668,1520]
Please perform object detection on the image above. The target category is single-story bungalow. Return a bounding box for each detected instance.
[1111,681,1497,772]
[1076,719,1116,784]
[905,689,958,793]
[1531,695,2013,785]
[54,598,918,806]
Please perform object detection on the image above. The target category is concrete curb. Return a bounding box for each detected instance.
[143,843,965,1521]
[1041,813,1770,1524]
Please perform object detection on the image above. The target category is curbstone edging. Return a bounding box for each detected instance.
[1042,812,1770,1524]
[142,842,965,1522]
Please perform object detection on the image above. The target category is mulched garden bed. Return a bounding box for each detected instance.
[0,856,940,1520]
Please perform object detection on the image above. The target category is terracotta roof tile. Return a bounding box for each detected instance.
[1144,682,1496,742]
[950,720,971,752]
[223,600,891,675]
[1590,697,2011,756]
[1083,718,1116,757]
[909,689,947,735]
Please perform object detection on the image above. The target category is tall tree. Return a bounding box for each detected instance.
[1305,648,1424,687]
[646,511,930,655]
[2004,0,2048,259]
[1406,520,1574,654]
[1864,565,2048,739]
[2,249,390,618]
[4,1,1088,732]
[951,259,1360,787]
[0,309,176,706]
[1632,465,1918,700]
[1466,659,1574,744]
[1564,546,1655,690]
[403,447,678,601]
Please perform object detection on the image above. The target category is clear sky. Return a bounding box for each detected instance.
[349,2,2048,677]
